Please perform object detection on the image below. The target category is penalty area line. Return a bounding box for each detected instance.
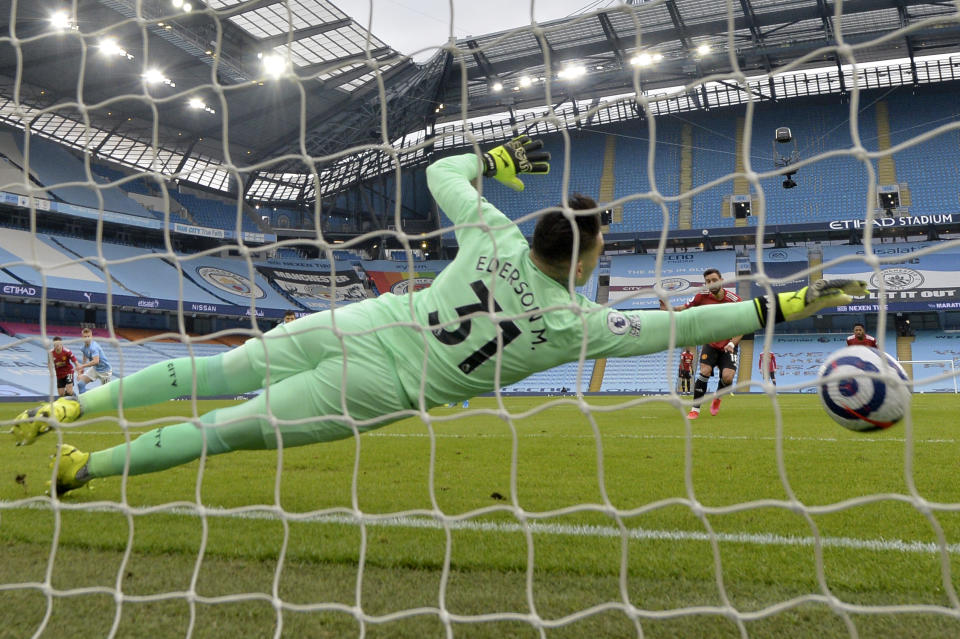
[2,500,958,555]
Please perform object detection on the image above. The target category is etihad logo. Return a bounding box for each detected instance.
[2,285,37,296]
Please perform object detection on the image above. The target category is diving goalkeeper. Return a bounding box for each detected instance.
[9,136,867,496]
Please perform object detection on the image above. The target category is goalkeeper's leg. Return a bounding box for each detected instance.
[79,308,364,416]
[62,351,409,488]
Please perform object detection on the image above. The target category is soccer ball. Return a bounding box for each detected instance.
[817,345,911,432]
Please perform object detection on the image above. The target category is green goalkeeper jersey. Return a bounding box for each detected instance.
[364,153,762,407]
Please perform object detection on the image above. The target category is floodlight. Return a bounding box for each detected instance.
[630,53,653,67]
[188,98,205,109]
[558,65,585,80]
[491,81,503,92]
[696,43,711,56]
[99,38,121,55]
[50,11,72,31]
[143,68,165,84]
[261,53,288,78]
[519,76,532,87]
[183,2,192,11]
[172,0,183,7]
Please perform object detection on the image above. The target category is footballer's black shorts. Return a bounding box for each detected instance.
[699,344,738,373]
[56,374,74,389]
[678,370,692,380]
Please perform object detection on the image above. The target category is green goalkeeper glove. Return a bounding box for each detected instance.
[754,279,868,326]
[482,135,550,191]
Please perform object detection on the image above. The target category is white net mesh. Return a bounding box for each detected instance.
[3,1,960,637]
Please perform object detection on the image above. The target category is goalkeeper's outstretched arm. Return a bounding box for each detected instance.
[426,135,550,242]
[591,280,868,360]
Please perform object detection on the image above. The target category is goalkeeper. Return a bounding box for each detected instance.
[9,136,867,495]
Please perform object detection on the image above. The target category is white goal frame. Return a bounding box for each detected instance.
[903,359,959,393]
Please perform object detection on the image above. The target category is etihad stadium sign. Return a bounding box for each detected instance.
[827,214,953,230]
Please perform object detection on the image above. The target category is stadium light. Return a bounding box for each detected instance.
[558,65,586,80]
[630,53,653,67]
[188,98,204,109]
[99,38,134,60]
[143,68,175,87]
[183,2,193,11]
[172,0,183,7]
[696,43,711,56]
[491,81,503,92]
[49,11,74,31]
[261,54,288,77]
[261,53,289,79]
[519,76,532,87]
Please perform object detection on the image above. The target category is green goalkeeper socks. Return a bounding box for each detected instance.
[79,353,261,416]
[87,412,233,478]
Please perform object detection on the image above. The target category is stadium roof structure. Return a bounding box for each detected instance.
[0,0,959,205]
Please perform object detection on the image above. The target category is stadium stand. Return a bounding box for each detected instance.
[180,254,296,309]
[170,191,261,234]
[746,100,873,225]
[0,228,110,293]
[14,134,156,219]
[90,163,155,197]
[0,323,109,338]
[689,114,738,231]
[907,330,960,393]
[611,122,682,233]
[885,92,960,216]
[40,234,226,305]
[0,331,56,397]
[608,250,737,309]
[499,360,597,394]
[600,351,677,394]
[434,94,960,234]
[0,324,233,397]
[0,130,34,197]
[757,332,898,392]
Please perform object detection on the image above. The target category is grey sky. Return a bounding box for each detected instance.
[338,0,603,61]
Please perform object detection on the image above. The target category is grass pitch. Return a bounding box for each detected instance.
[2,394,960,638]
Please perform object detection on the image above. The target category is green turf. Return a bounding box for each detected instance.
[2,394,960,638]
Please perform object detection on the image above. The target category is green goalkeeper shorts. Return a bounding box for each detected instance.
[223,304,415,448]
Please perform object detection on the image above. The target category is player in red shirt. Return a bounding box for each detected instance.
[677,347,695,393]
[846,322,878,348]
[664,268,742,418]
[758,350,777,386]
[50,336,79,397]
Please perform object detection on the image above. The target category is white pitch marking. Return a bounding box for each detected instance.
[57,430,959,444]
[2,501,958,555]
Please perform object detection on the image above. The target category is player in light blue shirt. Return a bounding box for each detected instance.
[76,327,112,394]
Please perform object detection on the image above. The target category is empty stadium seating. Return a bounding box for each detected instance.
[600,351,676,394]
[170,191,261,234]
[908,330,960,393]
[499,360,596,394]
[758,332,897,392]
[15,134,156,219]
[0,326,232,397]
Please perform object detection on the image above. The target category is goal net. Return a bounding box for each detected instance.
[3,0,960,637]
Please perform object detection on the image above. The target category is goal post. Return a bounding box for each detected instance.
[902,360,959,393]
